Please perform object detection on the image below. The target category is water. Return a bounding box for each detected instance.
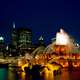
[53,68,80,80]
[0,67,19,80]
[0,68,7,80]
[7,67,19,80]
[0,67,80,80]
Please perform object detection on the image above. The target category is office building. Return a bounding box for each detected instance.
[17,27,32,50]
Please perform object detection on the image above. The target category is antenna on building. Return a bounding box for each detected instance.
[13,22,15,29]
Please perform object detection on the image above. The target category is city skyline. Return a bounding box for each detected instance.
[0,22,80,45]
[0,0,80,44]
[0,1,80,80]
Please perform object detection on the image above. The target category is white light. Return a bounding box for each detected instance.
[13,22,15,28]
[56,29,69,45]
[0,36,4,41]
[6,46,9,50]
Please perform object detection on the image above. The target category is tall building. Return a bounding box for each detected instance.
[11,23,17,47]
[17,27,32,50]
[10,23,18,56]
[0,36,4,43]
[11,24,32,56]
[0,36,5,55]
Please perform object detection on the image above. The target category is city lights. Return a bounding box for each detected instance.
[0,36,4,41]
[0,26,80,80]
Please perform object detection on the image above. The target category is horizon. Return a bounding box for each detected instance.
[0,22,80,45]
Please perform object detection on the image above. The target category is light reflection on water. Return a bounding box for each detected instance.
[0,67,80,80]
[0,67,19,80]
[8,67,19,80]
[54,69,80,80]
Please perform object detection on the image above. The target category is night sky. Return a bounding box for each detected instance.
[0,0,80,44]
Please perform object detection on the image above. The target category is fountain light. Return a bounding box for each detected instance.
[56,29,69,45]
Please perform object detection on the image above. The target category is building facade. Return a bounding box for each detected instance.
[0,36,6,56]
[11,23,17,47]
[17,28,32,53]
[11,23,32,56]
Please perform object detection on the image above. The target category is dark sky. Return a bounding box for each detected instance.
[0,0,80,44]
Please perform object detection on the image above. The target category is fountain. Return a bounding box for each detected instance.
[54,28,71,55]
[55,29,80,55]
[17,28,80,80]
[31,28,80,57]
[26,28,80,68]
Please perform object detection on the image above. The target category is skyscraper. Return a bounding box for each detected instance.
[10,23,17,56]
[11,22,17,47]
[0,36,5,56]
[17,27,32,50]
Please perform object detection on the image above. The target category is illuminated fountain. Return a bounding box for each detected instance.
[31,28,80,61]
[56,29,69,45]
[54,28,80,55]
[17,28,80,75]
[54,28,70,55]
[43,28,73,55]
[43,29,72,55]
[32,28,79,56]
[43,28,80,67]
[30,28,80,67]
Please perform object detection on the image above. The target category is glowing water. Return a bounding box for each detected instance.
[56,29,69,45]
